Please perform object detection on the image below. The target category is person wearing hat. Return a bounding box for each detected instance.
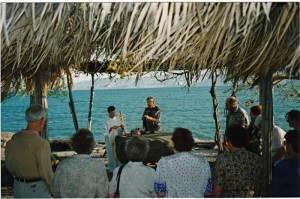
[5,104,54,198]
[142,96,161,132]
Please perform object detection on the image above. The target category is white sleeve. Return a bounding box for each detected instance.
[103,118,109,136]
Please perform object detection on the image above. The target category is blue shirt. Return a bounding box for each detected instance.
[270,158,300,197]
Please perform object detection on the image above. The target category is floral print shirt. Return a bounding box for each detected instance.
[51,154,109,198]
[213,148,263,197]
[154,152,211,198]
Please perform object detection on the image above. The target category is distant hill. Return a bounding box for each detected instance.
[72,73,227,90]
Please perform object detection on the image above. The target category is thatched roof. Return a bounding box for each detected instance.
[1,3,299,96]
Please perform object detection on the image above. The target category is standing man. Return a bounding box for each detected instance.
[225,96,250,129]
[103,106,125,174]
[142,96,161,132]
[5,104,54,198]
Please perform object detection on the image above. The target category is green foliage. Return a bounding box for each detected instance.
[274,80,300,103]
[48,84,68,103]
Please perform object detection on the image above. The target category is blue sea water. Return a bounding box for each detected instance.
[1,86,298,142]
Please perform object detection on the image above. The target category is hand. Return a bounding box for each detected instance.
[120,124,124,129]
[144,115,150,120]
[109,127,114,132]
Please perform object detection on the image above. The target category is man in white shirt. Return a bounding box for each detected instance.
[103,106,125,173]
[272,125,286,166]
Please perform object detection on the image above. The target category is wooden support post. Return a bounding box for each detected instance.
[260,73,273,197]
[87,73,95,130]
[67,73,79,131]
[30,80,49,139]
[210,72,223,152]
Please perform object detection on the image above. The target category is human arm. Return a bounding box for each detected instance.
[212,184,223,197]
[244,110,250,128]
[144,115,160,124]
[272,146,286,163]
[103,119,117,136]
[108,167,119,198]
[51,162,62,197]
[37,140,54,188]
[154,158,167,198]
[144,109,161,124]
[272,128,286,163]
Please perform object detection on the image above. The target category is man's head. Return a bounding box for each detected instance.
[25,104,47,122]
[284,130,300,156]
[225,125,249,148]
[285,110,300,130]
[71,128,96,154]
[25,104,47,131]
[250,105,262,121]
[125,137,150,162]
[146,96,155,108]
[225,96,238,111]
[171,127,194,152]
[107,106,116,118]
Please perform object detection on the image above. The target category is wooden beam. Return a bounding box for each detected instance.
[260,73,273,197]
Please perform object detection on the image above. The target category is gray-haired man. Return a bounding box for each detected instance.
[5,104,54,198]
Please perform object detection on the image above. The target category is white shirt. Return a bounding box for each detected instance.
[109,161,156,198]
[51,154,109,198]
[103,116,123,137]
[154,152,211,198]
[272,126,286,157]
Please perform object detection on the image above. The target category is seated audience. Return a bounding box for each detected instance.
[108,137,155,198]
[270,130,300,197]
[285,110,300,130]
[212,125,263,197]
[51,128,108,198]
[154,127,211,198]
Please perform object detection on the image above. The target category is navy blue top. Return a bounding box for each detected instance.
[270,158,300,197]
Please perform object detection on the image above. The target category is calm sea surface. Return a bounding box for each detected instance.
[1,86,298,141]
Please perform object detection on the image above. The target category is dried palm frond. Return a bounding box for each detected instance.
[1,2,299,97]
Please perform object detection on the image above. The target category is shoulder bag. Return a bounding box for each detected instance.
[115,164,125,198]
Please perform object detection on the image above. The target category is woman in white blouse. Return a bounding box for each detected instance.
[154,127,212,198]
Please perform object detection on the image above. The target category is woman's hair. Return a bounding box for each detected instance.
[250,105,262,116]
[285,110,300,123]
[25,104,47,122]
[285,130,300,153]
[225,125,249,148]
[71,128,96,154]
[125,137,150,161]
[171,127,194,152]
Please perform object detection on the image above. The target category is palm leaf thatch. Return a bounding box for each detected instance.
[1,2,299,97]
